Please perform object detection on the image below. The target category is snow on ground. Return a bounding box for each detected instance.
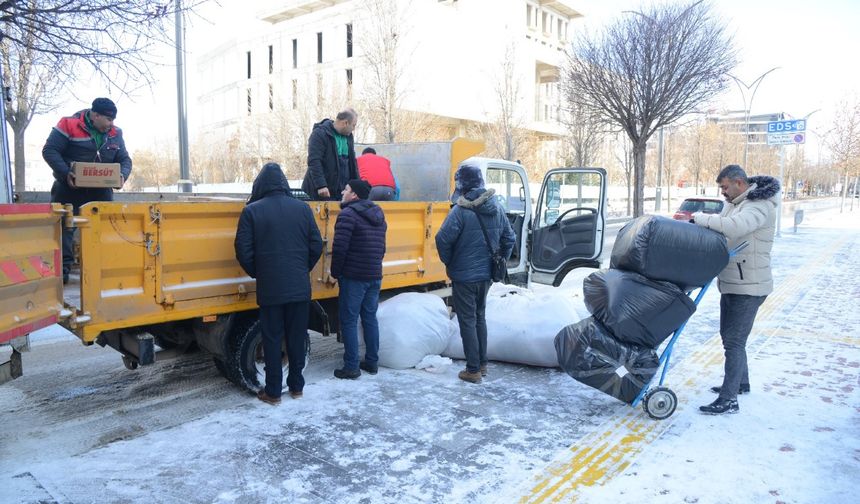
[1,204,858,503]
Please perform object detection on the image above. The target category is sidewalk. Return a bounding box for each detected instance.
[2,207,858,504]
[516,206,860,503]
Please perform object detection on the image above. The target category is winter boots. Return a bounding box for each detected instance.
[257,390,281,405]
[359,361,378,375]
[458,369,482,383]
[334,368,361,379]
[699,397,739,414]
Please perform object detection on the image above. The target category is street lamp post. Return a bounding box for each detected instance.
[728,67,780,168]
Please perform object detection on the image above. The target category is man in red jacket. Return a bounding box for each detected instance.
[356,147,397,201]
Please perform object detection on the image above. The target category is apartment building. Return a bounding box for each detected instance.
[195,0,586,172]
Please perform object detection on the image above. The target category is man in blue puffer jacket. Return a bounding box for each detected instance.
[330,179,387,379]
[435,164,515,383]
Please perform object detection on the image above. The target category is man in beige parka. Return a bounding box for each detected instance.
[692,164,781,415]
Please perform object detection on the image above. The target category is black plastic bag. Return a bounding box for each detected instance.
[554,317,659,404]
[583,269,696,348]
[610,215,729,289]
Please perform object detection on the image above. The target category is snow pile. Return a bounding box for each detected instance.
[414,355,453,373]
[444,283,590,367]
[376,293,455,369]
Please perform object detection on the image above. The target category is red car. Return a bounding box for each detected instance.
[672,197,724,222]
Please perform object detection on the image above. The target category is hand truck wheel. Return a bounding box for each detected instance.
[643,387,677,420]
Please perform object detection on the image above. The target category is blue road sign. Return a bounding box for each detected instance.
[767,119,806,133]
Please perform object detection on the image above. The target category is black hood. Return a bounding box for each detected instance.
[249,163,291,204]
[746,176,781,201]
[312,118,336,137]
[342,199,385,226]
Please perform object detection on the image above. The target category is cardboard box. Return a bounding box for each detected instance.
[72,162,122,188]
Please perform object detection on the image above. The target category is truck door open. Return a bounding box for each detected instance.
[529,168,607,286]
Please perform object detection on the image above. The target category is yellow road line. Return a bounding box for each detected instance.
[519,235,852,503]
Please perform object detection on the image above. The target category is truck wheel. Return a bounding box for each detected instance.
[229,320,311,393]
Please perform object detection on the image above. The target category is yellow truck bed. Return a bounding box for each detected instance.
[66,199,451,343]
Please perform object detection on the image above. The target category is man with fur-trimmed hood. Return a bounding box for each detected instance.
[692,165,781,415]
[435,164,515,384]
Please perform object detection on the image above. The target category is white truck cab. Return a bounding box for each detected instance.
[460,157,607,287]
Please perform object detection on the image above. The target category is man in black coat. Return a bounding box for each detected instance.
[330,179,387,379]
[235,163,323,404]
[301,108,359,201]
[42,98,132,284]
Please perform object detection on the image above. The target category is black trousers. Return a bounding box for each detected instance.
[452,280,492,373]
[718,293,767,400]
[259,301,309,398]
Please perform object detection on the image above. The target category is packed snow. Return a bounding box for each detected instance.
[1,203,858,503]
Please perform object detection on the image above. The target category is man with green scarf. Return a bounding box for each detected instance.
[301,108,359,201]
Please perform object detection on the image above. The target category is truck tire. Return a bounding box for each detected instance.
[227,319,311,393]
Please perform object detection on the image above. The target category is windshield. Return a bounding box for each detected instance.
[679,200,704,212]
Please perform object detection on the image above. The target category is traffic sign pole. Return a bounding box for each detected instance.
[776,145,784,238]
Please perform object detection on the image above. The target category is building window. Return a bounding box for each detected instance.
[268,45,273,74]
[317,32,323,64]
[291,79,298,110]
[346,23,353,58]
[526,5,532,29]
[542,12,548,34]
[246,51,251,79]
[247,88,252,115]
[292,39,297,69]
[268,83,274,111]
[346,69,353,100]
[317,73,323,105]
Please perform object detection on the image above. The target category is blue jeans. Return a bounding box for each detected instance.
[718,293,767,400]
[338,277,381,370]
[452,280,492,373]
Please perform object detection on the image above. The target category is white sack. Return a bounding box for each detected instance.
[443,283,590,367]
[377,293,454,369]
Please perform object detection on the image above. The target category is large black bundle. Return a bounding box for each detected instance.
[610,215,729,289]
[583,269,696,348]
[554,317,659,404]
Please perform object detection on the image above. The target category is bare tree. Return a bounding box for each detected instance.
[562,94,604,168]
[481,43,526,162]
[0,1,207,88]
[1,0,208,190]
[825,96,860,211]
[1,30,66,191]
[564,0,736,216]
[611,132,634,216]
[126,138,179,190]
[356,0,414,143]
[683,120,728,195]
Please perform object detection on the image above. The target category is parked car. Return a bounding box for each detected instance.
[672,197,724,222]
